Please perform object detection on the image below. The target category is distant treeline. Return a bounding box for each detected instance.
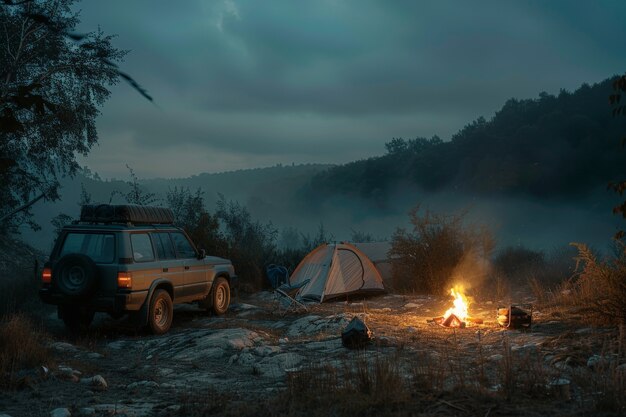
[306,77,626,203]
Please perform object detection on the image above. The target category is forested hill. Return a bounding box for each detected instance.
[306,77,626,203]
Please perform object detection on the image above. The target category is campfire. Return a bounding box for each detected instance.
[432,287,482,328]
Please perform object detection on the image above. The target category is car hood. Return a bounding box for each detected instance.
[205,256,232,265]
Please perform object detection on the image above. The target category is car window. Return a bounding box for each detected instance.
[170,232,196,258]
[153,232,176,260]
[130,233,155,262]
[59,233,115,263]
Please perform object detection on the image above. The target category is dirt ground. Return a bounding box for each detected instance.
[0,290,623,417]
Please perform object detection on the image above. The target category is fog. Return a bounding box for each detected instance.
[21,167,621,257]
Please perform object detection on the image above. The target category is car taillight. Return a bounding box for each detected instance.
[42,267,52,284]
[117,271,132,289]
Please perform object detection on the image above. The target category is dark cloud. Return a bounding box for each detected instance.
[76,0,626,178]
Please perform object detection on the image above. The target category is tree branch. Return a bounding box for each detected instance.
[0,191,47,222]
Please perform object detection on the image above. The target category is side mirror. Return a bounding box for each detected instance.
[197,249,206,259]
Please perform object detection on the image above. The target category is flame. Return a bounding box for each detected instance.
[442,287,469,323]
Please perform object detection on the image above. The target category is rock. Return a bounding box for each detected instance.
[127,380,159,390]
[278,338,289,344]
[51,342,79,353]
[406,326,417,333]
[78,408,95,416]
[50,408,71,417]
[254,346,281,357]
[0,414,14,417]
[286,314,352,337]
[254,353,305,378]
[587,355,605,369]
[488,354,503,362]
[170,328,262,361]
[57,366,81,381]
[548,378,571,400]
[237,352,256,366]
[80,375,108,391]
[404,303,421,308]
[228,354,238,365]
[84,353,103,360]
[106,340,127,350]
[305,338,342,351]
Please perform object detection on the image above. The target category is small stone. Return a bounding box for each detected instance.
[50,408,71,417]
[278,338,288,344]
[127,380,159,390]
[85,353,103,360]
[146,355,153,360]
[587,355,604,369]
[228,354,238,365]
[51,342,79,353]
[489,354,503,362]
[80,375,108,391]
[406,326,417,333]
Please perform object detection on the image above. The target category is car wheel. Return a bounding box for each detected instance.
[148,289,173,335]
[60,306,95,333]
[212,277,230,315]
[54,254,98,299]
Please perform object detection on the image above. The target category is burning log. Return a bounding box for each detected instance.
[429,287,483,328]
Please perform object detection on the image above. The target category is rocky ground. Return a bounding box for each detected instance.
[0,291,623,417]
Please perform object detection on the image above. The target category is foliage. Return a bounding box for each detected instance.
[0,314,51,390]
[166,187,227,256]
[215,195,278,291]
[609,74,626,239]
[389,205,494,294]
[565,242,626,325]
[110,165,159,205]
[50,181,92,235]
[0,0,126,233]
[309,78,626,206]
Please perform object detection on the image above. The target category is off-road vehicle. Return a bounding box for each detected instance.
[39,204,237,334]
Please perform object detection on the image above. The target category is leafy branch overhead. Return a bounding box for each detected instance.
[0,0,151,233]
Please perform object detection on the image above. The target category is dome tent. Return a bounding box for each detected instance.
[289,243,385,302]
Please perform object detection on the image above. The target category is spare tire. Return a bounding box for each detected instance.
[53,254,99,299]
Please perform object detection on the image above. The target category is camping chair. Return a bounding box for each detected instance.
[266,264,310,316]
[274,279,311,316]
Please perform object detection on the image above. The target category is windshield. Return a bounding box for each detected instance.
[59,233,115,263]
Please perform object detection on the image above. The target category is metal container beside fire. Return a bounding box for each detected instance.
[497,304,532,329]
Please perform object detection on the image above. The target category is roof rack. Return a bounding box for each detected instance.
[79,204,175,225]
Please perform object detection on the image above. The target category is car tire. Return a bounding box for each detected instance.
[54,254,98,299]
[148,289,173,335]
[212,277,230,315]
[60,306,95,333]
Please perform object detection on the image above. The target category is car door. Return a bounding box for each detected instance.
[151,232,186,299]
[170,231,210,300]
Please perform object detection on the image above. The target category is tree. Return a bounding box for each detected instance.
[609,74,626,239]
[110,165,159,206]
[0,0,148,233]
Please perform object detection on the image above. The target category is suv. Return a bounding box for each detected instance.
[39,204,237,334]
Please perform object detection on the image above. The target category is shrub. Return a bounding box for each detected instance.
[388,205,494,294]
[564,242,626,326]
[0,314,51,389]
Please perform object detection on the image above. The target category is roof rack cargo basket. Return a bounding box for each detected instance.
[80,204,174,225]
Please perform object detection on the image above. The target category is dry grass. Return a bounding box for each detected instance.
[0,313,52,390]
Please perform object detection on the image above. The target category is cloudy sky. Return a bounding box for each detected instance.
[75,0,626,179]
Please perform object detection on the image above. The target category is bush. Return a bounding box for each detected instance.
[389,205,494,294]
[0,314,51,389]
[0,237,45,317]
[564,242,626,326]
